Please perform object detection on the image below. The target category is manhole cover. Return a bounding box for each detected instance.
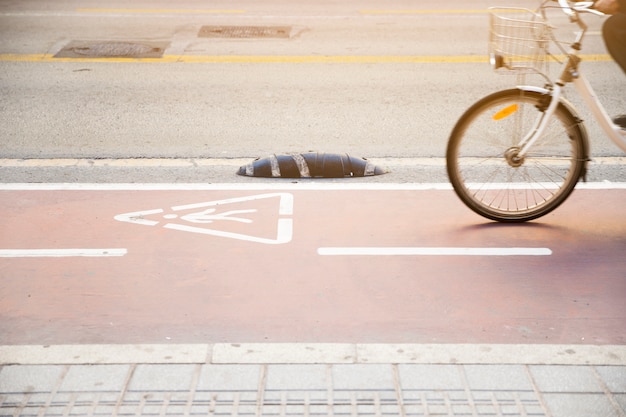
[198,26,291,39]
[54,41,168,58]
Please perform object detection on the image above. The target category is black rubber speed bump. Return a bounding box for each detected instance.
[237,152,387,178]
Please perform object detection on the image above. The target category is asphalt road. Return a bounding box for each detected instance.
[1,184,625,345]
[1,0,625,183]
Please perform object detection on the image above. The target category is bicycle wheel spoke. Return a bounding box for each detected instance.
[446,89,585,222]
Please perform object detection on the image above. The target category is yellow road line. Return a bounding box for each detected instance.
[77,8,519,16]
[0,53,613,64]
[173,55,491,64]
[360,9,513,14]
[0,54,488,64]
[76,8,245,14]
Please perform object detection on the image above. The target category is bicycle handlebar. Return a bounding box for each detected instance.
[557,0,577,18]
[556,0,606,17]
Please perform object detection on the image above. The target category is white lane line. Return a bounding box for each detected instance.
[0,249,128,257]
[318,247,552,256]
[0,182,625,191]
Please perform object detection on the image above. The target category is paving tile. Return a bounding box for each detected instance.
[332,364,395,390]
[192,391,257,415]
[260,390,331,416]
[543,393,621,417]
[127,364,196,391]
[530,365,604,393]
[595,366,626,393]
[463,365,533,391]
[59,365,130,392]
[398,364,463,390]
[196,364,260,391]
[331,390,400,416]
[266,364,328,390]
[0,365,65,392]
[615,394,626,413]
[473,390,547,416]
[1,362,623,417]
[403,390,468,415]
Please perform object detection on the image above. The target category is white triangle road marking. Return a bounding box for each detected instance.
[114,193,293,244]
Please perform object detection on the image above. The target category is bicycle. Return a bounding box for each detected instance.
[445,0,626,222]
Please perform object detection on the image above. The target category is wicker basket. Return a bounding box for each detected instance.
[489,7,551,73]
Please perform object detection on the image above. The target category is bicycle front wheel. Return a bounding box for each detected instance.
[446,88,587,222]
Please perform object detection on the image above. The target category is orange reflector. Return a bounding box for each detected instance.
[493,104,518,120]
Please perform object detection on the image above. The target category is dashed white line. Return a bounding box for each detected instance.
[318,247,552,256]
[0,249,128,257]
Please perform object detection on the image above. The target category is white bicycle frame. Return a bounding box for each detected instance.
[517,0,626,157]
[519,76,626,156]
[573,74,626,152]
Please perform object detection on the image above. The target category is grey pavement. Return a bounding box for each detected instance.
[1,344,625,417]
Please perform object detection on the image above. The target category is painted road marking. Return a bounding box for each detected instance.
[114,193,294,244]
[76,8,245,14]
[1,182,624,191]
[78,8,499,15]
[360,9,516,14]
[318,247,552,256]
[0,249,127,257]
[0,8,537,17]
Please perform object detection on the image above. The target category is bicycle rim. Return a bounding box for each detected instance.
[446,89,585,222]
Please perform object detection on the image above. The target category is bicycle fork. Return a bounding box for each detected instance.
[513,84,565,162]
[513,51,585,162]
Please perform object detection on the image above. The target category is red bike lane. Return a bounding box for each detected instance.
[0,185,624,345]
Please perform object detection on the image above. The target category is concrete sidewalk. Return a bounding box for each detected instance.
[1,344,625,417]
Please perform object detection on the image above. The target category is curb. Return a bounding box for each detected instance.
[2,343,625,365]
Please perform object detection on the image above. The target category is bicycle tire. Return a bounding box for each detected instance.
[446,88,588,222]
